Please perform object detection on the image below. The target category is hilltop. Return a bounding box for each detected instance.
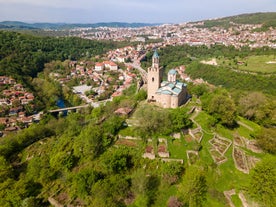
[197,12,276,29]
[1,12,276,31]
[0,21,160,30]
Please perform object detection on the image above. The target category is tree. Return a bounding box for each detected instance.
[49,151,74,171]
[131,169,160,206]
[238,92,265,118]
[161,162,184,185]
[189,83,209,97]
[170,107,192,132]
[249,155,276,207]
[69,168,100,199]
[91,175,130,207]
[21,197,39,207]
[101,147,133,174]
[178,165,207,207]
[73,125,103,159]
[134,104,171,137]
[202,89,237,127]
[256,128,276,154]
[0,156,13,182]
[209,94,237,127]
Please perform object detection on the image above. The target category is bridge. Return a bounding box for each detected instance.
[48,104,89,113]
[48,99,111,114]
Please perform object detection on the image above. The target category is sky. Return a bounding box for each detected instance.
[0,0,276,23]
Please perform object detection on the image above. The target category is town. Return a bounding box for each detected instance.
[4,21,272,135]
[68,21,276,48]
[0,20,275,135]
[0,40,206,136]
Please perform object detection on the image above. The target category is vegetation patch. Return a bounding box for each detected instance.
[157,138,170,158]
[218,55,276,73]
[208,135,232,164]
[209,148,227,164]
[142,141,155,160]
[168,138,187,160]
[189,127,203,142]
[115,138,139,148]
[232,146,249,173]
[186,150,199,165]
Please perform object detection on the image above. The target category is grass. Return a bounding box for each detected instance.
[231,194,243,207]
[217,55,276,73]
[152,185,177,207]
[205,193,226,207]
[168,137,187,160]
[118,102,265,207]
[237,55,276,73]
[216,125,234,140]
[193,111,259,196]
[118,126,138,137]
[194,111,215,134]
[237,116,261,131]
[235,116,261,139]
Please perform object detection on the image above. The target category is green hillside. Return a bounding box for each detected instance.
[198,12,276,29]
[0,31,128,80]
[0,31,275,207]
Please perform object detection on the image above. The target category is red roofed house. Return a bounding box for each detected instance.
[95,62,104,72]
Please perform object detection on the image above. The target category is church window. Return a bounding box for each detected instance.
[152,77,154,82]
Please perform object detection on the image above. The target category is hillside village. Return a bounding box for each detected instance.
[0,76,41,135]
[0,37,209,137]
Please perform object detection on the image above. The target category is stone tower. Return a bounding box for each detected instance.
[147,50,162,101]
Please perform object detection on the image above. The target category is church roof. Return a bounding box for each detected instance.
[153,50,159,58]
[156,80,186,96]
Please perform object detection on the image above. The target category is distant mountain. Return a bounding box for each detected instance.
[197,12,276,28]
[0,21,160,30]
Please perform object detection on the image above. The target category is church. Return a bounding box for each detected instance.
[147,50,188,108]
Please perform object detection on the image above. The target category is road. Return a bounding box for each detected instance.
[126,61,148,84]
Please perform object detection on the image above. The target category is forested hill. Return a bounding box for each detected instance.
[0,31,128,81]
[197,12,276,28]
[0,21,159,30]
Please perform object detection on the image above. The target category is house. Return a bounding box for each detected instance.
[116,56,125,63]
[0,99,9,105]
[18,111,25,118]
[21,116,33,124]
[109,61,118,71]
[114,107,132,116]
[0,118,8,126]
[103,61,118,71]
[95,62,104,72]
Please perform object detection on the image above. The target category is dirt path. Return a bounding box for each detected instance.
[237,121,253,131]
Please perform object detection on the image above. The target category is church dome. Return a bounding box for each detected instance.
[168,69,177,75]
[153,50,159,58]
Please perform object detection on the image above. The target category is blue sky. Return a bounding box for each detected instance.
[0,0,276,23]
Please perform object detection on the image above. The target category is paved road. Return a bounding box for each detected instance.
[126,61,148,83]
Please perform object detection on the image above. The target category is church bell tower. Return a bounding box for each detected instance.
[147,50,162,101]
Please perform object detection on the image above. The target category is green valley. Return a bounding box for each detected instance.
[0,14,276,207]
